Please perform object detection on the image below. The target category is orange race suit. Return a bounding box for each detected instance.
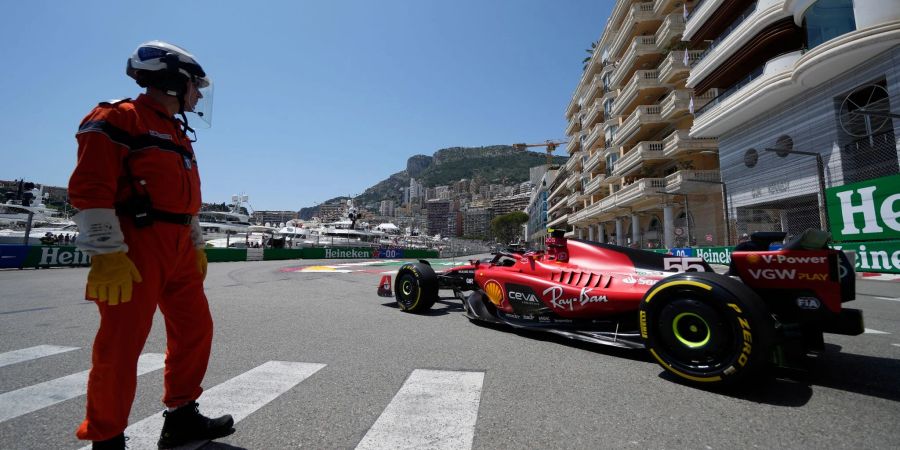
[69,94,212,441]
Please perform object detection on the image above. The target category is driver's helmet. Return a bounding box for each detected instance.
[126,40,213,126]
[545,228,569,262]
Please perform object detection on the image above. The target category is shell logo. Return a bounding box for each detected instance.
[746,254,760,264]
[484,280,504,306]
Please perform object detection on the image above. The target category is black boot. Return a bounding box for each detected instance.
[157,401,235,449]
[92,433,127,449]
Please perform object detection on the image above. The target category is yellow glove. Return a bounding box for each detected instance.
[86,252,142,306]
[196,248,208,280]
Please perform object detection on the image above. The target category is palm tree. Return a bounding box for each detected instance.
[582,40,599,71]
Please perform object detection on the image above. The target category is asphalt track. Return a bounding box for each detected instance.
[0,257,898,449]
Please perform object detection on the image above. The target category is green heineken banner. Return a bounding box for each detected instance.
[23,246,91,268]
[827,173,900,242]
[831,240,900,274]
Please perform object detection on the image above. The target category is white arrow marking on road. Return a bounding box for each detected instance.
[0,353,164,423]
[356,369,484,450]
[0,345,79,369]
[103,361,326,450]
[865,328,890,335]
[874,296,900,302]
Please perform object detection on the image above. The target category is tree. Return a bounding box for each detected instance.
[491,211,529,245]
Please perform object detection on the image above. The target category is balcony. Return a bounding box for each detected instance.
[565,151,584,172]
[687,2,784,90]
[607,0,639,34]
[664,170,722,193]
[613,141,666,176]
[567,130,582,153]
[566,172,580,189]
[659,89,691,120]
[653,0,683,16]
[549,176,569,201]
[692,51,801,137]
[614,104,664,147]
[584,150,603,173]
[684,0,726,42]
[612,70,667,117]
[662,129,717,158]
[547,213,570,228]
[658,50,705,84]
[565,93,580,119]
[584,174,605,196]
[616,178,667,207]
[655,11,686,48]
[610,36,661,89]
[567,191,583,208]
[547,195,567,215]
[582,99,603,129]
[565,117,581,138]
[583,74,603,104]
[583,123,605,153]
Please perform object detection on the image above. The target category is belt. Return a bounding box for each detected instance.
[115,206,193,226]
[149,209,193,225]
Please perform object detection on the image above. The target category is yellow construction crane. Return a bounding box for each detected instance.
[512,140,568,167]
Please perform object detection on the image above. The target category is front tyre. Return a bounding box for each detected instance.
[394,263,438,313]
[639,272,774,387]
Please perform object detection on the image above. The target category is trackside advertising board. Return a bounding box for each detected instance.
[826,173,900,242]
[8,245,440,268]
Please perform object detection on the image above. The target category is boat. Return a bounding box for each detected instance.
[0,223,79,245]
[199,194,254,242]
[0,185,70,227]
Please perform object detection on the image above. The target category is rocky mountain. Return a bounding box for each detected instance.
[298,145,567,219]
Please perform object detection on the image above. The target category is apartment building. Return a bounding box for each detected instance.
[686,0,900,236]
[564,0,721,248]
[525,168,559,246]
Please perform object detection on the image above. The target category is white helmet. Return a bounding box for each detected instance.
[126,40,213,127]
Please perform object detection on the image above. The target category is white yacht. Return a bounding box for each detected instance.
[199,194,254,241]
[0,223,79,245]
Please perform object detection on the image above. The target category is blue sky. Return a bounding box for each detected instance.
[1,0,613,210]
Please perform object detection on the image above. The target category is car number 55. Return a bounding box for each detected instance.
[664,257,707,272]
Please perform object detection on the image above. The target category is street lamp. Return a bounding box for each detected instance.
[686,178,730,246]
[763,148,828,232]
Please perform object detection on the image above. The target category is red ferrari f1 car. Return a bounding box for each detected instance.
[379,229,862,387]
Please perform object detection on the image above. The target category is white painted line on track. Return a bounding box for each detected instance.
[874,296,900,302]
[892,344,900,348]
[865,328,890,335]
[355,369,484,450]
[0,345,78,368]
[0,353,164,423]
[110,361,326,450]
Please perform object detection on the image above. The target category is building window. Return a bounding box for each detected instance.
[836,80,899,183]
[802,0,856,50]
[744,148,759,168]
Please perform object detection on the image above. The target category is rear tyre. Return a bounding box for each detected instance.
[639,272,774,387]
[394,263,438,313]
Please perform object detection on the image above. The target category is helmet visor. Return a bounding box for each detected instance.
[185,77,213,128]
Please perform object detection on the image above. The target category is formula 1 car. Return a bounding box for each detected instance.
[379,229,862,387]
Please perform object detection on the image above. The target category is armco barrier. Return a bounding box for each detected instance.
[204,248,248,262]
[263,248,304,260]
